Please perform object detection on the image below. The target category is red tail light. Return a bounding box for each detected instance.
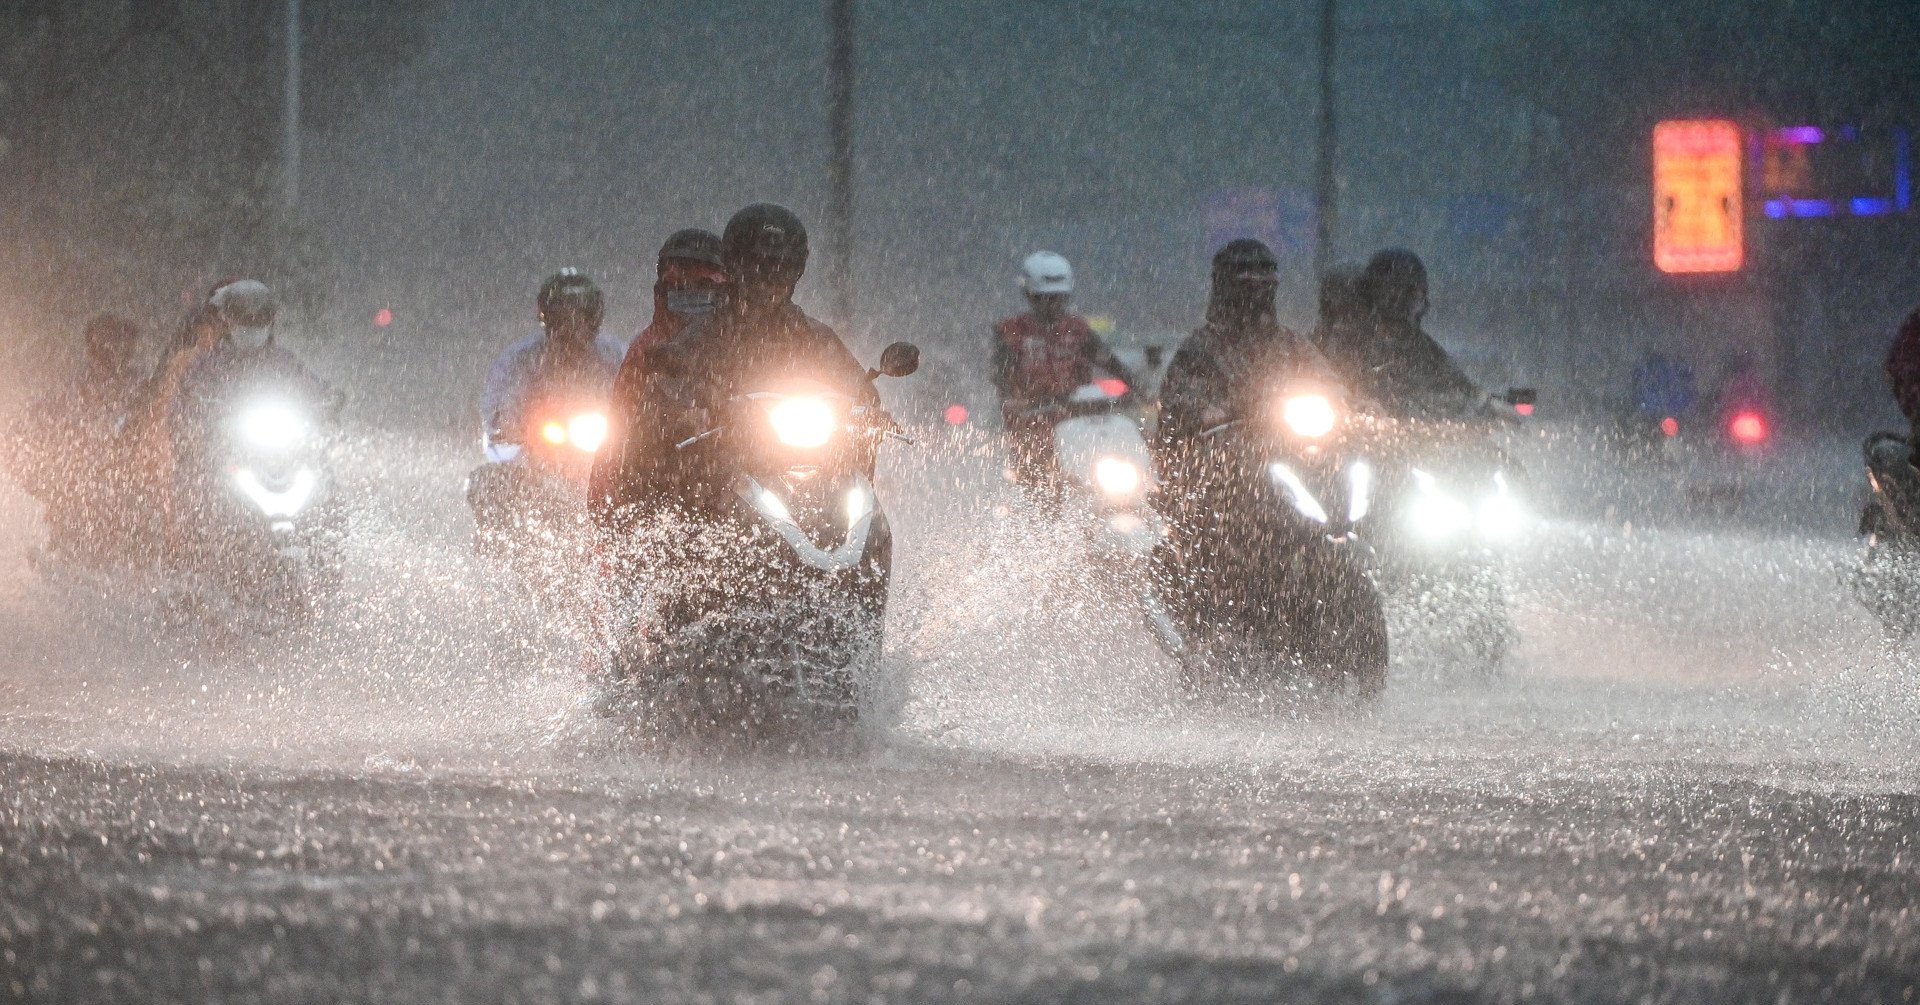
[944,404,970,425]
[1727,410,1769,445]
[1660,416,1680,438]
[1095,378,1129,397]
[1513,402,1534,417]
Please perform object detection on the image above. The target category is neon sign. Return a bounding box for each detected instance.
[1653,119,1745,274]
[1757,124,1912,219]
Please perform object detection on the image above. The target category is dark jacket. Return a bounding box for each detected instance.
[588,293,712,513]
[590,299,878,526]
[1318,317,1483,420]
[1157,319,1342,447]
[1886,307,1920,424]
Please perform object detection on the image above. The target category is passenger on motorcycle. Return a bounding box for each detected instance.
[593,204,882,527]
[1318,248,1487,421]
[6,312,146,559]
[164,281,338,565]
[1155,239,1347,529]
[467,270,626,532]
[989,251,1138,490]
[588,230,728,526]
[1870,304,1920,508]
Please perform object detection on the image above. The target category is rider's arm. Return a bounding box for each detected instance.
[1083,329,1140,391]
[988,325,1016,403]
[479,340,534,442]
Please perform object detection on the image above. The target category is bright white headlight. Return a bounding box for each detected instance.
[1268,462,1328,523]
[1093,456,1144,497]
[846,485,873,523]
[566,412,609,452]
[767,397,838,449]
[240,403,308,451]
[1281,393,1338,438]
[1477,473,1526,538]
[1408,468,1471,540]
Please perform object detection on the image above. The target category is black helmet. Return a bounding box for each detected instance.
[1317,261,1366,324]
[537,268,604,333]
[1211,238,1279,279]
[658,228,724,270]
[1207,239,1280,326]
[723,204,809,273]
[1360,248,1428,323]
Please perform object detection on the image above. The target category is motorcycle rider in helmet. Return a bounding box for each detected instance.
[1869,304,1920,516]
[592,204,881,528]
[588,230,728,525]
[1154,239,1346,530]
[1318,248,1486,421]
[164,280,338,567]
[477,269,626,457]
[989,251,1138,491]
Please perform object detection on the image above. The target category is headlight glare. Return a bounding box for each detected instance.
[1093,456,1144,497]
[767,397,838,449]
[1281,393,1338,438]
[240,403,309,451]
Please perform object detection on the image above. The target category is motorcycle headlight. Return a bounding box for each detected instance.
[1477,473,1526,538]
[767,397,838,449]
[540,421,568,445]
[1280,393,1338,438]
[1093,456,1144,497]
[239,402,309,451]
[1408,468,1472,540]
[567,412,609,452]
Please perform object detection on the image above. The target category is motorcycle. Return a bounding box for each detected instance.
[603,342,921,743]
[1144,380,1388,702]
[1853,431,1920,638]
[174,391,346,625]
[1011,381,1166,566]
[466,399,608,590]
[1359,389,1533,674]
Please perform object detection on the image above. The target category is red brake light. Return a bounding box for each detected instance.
[944,404,970,426]
[1660,416,1680,438]
[374,308,393,327]
[1095,378,1129,397]
[1728,410,1768,445]
[1513,402,1534,417]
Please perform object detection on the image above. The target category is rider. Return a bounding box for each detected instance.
[1155,239,1345,523]
[1870,304,1920,508]
[588,230,728,520]
[165,280,337,563]
[9,313,145,557]
[1318,248,1485,420]
[591,203,878,527]
[989,251,1137,488]
[478,269,626,456]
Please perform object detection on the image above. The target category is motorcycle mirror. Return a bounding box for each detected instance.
[1504,387,1538,407]
[877,342,920,378]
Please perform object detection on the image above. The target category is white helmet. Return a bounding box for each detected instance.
[210,279,276,350]
[1020,251,1073,296]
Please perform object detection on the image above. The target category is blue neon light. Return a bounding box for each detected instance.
[1851,197,1894,216]
[1763,201,1788,219]
[1896,127,1912,211]
[1787,198,1836,217]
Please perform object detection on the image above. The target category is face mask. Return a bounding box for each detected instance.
[665,289,717,317]
[230,326,271,351]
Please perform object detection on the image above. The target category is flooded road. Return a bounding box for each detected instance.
[2,425,1916,1002]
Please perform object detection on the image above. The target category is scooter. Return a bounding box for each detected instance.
[1144,380,1388,703]
[466,397,608,592]
[602,343,921,744]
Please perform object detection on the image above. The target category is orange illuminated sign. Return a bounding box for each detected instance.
[1653,119,1744,274]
